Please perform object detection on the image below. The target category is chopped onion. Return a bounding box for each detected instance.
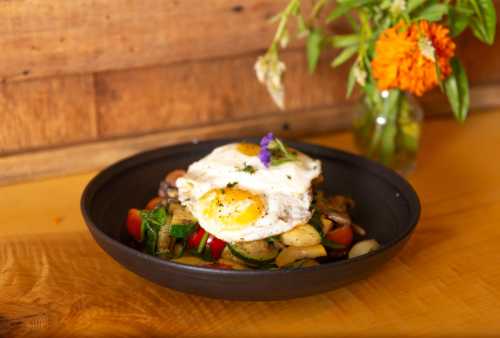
[348,239,380,259]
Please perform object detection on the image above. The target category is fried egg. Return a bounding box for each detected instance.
[176,143,321,242]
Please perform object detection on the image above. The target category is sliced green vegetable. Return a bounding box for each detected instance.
[322,238,347,250]
[156,211,173,255]
[201,246,214,262]
[197,231,209,254]
[228,240,279,265]
[170,223,197,239]
[309,208,324,235]
[144,224,158,255]
[140,206,169,255]
[169,203,197,226]
[174,241,187,258]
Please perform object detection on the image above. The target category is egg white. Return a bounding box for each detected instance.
[176,143,322,242]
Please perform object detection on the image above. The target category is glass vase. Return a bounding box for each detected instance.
[353,90,423,174]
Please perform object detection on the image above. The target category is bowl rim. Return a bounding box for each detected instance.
[81,138,420,276]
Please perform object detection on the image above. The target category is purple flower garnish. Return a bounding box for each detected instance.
[258,132,297,167]
[259,132,274,167]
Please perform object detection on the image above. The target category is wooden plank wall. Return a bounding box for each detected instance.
[1,0,500,184]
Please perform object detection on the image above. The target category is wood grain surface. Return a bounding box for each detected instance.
[0,0,498,84]
[0,105,353,186]
[0,0,499,162]
[0,75,97,154]
[0,0,288,83]
[95,49,350,138]
[2,111,500,337]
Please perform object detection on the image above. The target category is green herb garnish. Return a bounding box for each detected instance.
[226,181,238,188]
[268,138,298,166]
[140,207,169,255]
[239,163,257,174]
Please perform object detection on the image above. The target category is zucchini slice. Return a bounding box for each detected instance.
[156,211,173,255]
[169,223,197,239]
[169,203,197,226]
[228,240,279,265]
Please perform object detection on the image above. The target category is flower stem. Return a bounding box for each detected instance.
[368,90,401,165]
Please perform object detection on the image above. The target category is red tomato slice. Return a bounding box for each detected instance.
[145,197,163,210]
[326,225,353,247]
[126,208,143,242]
[188,228,206,248]
[206,235,226,260]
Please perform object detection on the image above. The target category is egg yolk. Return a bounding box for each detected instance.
[200,188,264,230]
[237,143,261,156]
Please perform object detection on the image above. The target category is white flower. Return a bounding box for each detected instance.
[353,63,367,87]
[390,0,406,16]
[255,53,286,109]
[418,36,436,62]
[279,30,290,49]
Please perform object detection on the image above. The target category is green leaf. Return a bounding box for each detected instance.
[326,0,376,23]
[413,4,449,22]
[448,5,472,36]
[326,5,352,23]
[141,207,167,229]
[444,58,469,122]
[296,15,308,38]
[346,14,360,31]
[331,34,360,48]
[140,206,169,255]
[346,63,357,98]
[470,0,497,45]
[307,28,323,73]
[407,0,428,13]
[331,46,358,67]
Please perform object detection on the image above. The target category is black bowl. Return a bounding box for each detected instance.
[81,138,420,301]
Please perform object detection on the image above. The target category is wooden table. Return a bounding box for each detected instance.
[2,111,500,337]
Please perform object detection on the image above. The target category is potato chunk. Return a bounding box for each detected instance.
[280,224,321,247]
[275,244,327,267]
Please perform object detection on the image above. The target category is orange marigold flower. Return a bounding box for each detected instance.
[372,21,456,96]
